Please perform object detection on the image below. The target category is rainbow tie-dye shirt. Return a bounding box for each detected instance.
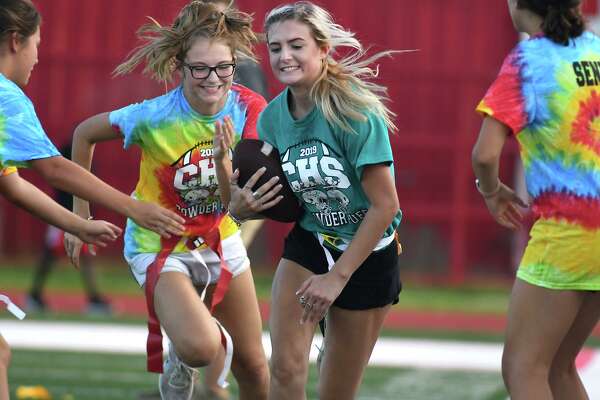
[110,84,265,259]
[477,32,600,289]
[0,73,60,170]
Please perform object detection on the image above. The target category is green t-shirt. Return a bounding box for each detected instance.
[258,88,402,249]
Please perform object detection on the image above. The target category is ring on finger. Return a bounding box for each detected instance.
[252,191,261,201]
[299,295,306,306]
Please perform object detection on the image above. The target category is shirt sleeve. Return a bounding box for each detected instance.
[0,166,17,176]
[476,46,532,135]
[339,113,393,179]
[108,102,146,149]
[257,106,276,147]
[0,94,60,167]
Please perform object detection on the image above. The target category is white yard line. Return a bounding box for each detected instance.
[1,319,598,394]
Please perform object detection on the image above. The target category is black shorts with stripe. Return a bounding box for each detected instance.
[281,224,401,310]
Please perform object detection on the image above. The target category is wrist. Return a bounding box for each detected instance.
[330,265,351,282]
[228,207,246,227]
[475,178,501,198]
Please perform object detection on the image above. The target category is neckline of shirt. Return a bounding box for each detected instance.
[178,85,233,122]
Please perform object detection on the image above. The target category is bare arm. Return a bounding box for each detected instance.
[0,171,121,246]
[472,117,528,229]
[471,117,507,193]
[32,113,184,237]
[297,164,399,324]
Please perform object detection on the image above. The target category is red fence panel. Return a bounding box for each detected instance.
[4,0,593,281]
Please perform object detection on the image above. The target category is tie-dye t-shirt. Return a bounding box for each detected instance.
[109,84,266,259]
[477,31,600,230]
[0,73,60,170]
[478,32,600,290]
[0,167,17,176]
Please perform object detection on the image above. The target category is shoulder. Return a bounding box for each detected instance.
[110,87,180,125]
[0,78,31,112]
[341,110,387,137]
[262,90,287,119]
[231,84,267,110]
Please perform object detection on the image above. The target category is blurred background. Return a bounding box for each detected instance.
[2,1,600,399]
[4,0,598,279]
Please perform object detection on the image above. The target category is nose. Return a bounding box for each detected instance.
[279,45,292,61]
[204,69,220,82]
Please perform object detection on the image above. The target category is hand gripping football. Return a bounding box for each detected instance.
[232,139,303,222]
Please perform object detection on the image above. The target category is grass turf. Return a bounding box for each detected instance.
[8,348,507,400]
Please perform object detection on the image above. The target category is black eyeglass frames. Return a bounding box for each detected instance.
[182,62,236,79]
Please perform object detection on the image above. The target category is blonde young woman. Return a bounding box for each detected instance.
[64,2,273,399]
[228,2,403,399]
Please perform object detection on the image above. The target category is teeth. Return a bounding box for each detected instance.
[281,66,299,71]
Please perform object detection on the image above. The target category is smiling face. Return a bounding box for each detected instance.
[267,19,328,91]
[13,26,40,88]
[181,36,234,115]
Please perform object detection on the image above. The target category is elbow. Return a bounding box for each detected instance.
[72,123,91,148]
[471,146,498,170]
[31,157,66,189]
[373,194,400,224]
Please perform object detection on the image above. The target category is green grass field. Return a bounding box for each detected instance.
[8,349,507,400]
[1,259,515,399]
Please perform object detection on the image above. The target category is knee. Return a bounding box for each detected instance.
[549,360,578,383]
[177,337,220,368]
[270,353,307,388]
[502,348,549,390]
[234,354,269,387]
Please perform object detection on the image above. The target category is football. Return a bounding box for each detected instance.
[232,139,303,223]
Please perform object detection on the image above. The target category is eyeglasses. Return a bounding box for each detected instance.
[182,62,236,79]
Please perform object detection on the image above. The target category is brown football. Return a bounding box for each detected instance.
[232,139,303,223]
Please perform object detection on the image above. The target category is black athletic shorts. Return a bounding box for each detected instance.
[282,224,401,310]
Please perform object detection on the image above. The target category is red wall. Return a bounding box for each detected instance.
[3,0,591,280]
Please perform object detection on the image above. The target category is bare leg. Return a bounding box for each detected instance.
[154,271,221,367]
[29,245,55,303]
[502,279,584,399]
[317,305,390,400]
[79,255,102,300]
[0,334,11,400]
[550,291,600,400]
[211,268,269,400]
[269,259,318,400]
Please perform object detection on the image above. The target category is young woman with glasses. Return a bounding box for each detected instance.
[64,2,273,399]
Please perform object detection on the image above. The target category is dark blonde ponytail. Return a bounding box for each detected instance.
[0,0,41,43]
[518,0,584,45]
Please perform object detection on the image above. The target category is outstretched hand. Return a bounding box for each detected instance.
[228,168,283,220]
[130,201,186,238]
[483,182,529,230]
[65,219,122,268]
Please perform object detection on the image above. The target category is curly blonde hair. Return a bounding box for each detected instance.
[115,0,259,82]
[265,1,397,133]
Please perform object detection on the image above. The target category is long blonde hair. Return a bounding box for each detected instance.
[265,1,397,133]
[115,0,259,82]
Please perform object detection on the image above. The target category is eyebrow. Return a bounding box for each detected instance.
[268,37,306,46]
[185,59,234,66]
